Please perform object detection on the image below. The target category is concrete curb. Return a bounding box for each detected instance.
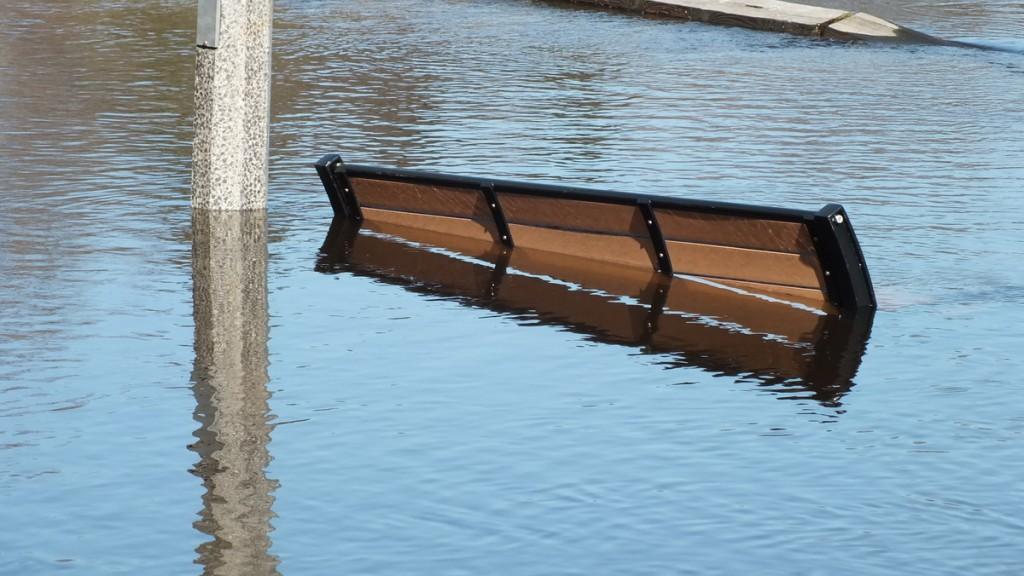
[560,0,948,44]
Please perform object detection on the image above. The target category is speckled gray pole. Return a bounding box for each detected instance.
[192,0,273,210]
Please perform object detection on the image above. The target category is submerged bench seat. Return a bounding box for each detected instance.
[316,154,876,312]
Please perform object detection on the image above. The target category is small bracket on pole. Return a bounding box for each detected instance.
[196,0,221,49]
[638,200,672,276]
[481,183,513,248]
[315,154,362,222]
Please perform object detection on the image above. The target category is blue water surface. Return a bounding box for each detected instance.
[1,1,1022,574]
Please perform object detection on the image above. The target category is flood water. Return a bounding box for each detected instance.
[2,1,1023,574]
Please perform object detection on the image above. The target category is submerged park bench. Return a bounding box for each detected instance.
[315,154,876,312]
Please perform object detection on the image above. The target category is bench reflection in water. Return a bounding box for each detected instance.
[316,217,874,408]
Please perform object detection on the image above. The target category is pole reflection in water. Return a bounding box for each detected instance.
[190,210,279,576]
[316,217,874,408]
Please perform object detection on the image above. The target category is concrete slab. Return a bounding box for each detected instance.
[563,0,946,43]
[824,11,943,43]
[635,0,847,35]
[828,11,900,38]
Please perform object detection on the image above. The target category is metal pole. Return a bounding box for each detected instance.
[192,0,273,210]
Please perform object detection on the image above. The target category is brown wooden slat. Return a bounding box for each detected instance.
[361,208,496,252]
[508,223,655,271]
[665,240,823,289]
[351,177,490,222]
[501,193,649,236]
[655,208,815,254]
